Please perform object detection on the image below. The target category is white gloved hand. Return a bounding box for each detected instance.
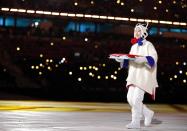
[134,57,147,64]
[115,58,124,63]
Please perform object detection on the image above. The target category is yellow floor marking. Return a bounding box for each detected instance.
[0,100,186,112]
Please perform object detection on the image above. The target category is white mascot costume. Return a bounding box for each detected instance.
[116,23,158,129]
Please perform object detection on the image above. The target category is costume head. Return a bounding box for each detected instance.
[134,22,149,39]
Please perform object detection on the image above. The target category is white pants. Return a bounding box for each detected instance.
[127,85,151,122]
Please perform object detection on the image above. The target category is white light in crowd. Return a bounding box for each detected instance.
[36,10,44,14]
[153,7,157,10]
[59,58,66,64]
[138,19,144,22]
[145,19,151,22]
[76,14,84,17]
[139,0,143,2]
[80,67,83,70]
[111,75,114,78]
[36,66,39,69]
[180,23,187,26]
[92,74,95,77]
[100,16,107,19]
[102,64,106,67]
[121,2,124,6]
[27,10,35,13]
[159,32,162,35]
[169,77,173,81]
[84,14,92,18]
[173,1,176,4]
[179,70,183,74]
[118,67,121,70]
[91,1,94,4]
[130,18,137,21]
[115,17,124,21]
[152,20,159,23]
[46,59,49,62]
[108,16,115,20]
[3,68,7,72]
[174,75,177,78]
[39,63,43,67]
[43,11,51,15]
[18,9,26,12]
[105,76,109,79]
[39,72,42,75]
[40,54,43,58]
[131,9,134,12]
[1,8,9,11]
[10,8,18,12]
[62,36,66,40]
[68,13,76,17]
[52,12,59,15]
[74,52,80,57]
[173,22,180,25]
[50,42,54,46]
[89,72,93,76]
[97,76,101,79]
[95,67,98,71]
[55,64,59,67]
[116,0,120,4]
[60,13,68,16]
[84,67,87,70]
[94,45,98,48]
[183,79,186,83]
[78,77,82,82]
[50,59,53,63]
[85,38,88,42]
[69,71,73,75]
[113,76,117,80]
[158,0,162,4]
[2,7,187,27]
[176,61,179,65]
[89,66,92,69]
[114,71,118,74]
[74,2,78,6]
[181,44,186,48]
[34,22,39,27]
[16,47,20,51]
[121,18,129,21]
[183,62,186,66]
[160,21,172,24]
[92,15,99,18]
[47,66,51,70]
[31,66,35,69]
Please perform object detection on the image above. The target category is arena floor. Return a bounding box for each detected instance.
[0,100,186,131]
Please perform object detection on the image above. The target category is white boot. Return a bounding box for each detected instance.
[143,106,154,126]
[126,119,140,129]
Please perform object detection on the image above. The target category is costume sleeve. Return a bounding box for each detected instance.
[145,42,158,68]
[121,59,129,68]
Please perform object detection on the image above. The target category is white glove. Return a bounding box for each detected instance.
[134,57,147,64]
[115,58,124,63]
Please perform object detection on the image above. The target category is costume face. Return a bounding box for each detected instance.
[134,27,142,39]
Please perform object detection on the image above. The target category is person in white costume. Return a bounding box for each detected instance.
[115,23,158,129]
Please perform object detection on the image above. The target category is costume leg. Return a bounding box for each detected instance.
[143,105,154,126]
[127,86,135,107]
[126,86,145,129]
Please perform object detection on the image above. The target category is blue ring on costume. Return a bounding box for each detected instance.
[146,56,155,67]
